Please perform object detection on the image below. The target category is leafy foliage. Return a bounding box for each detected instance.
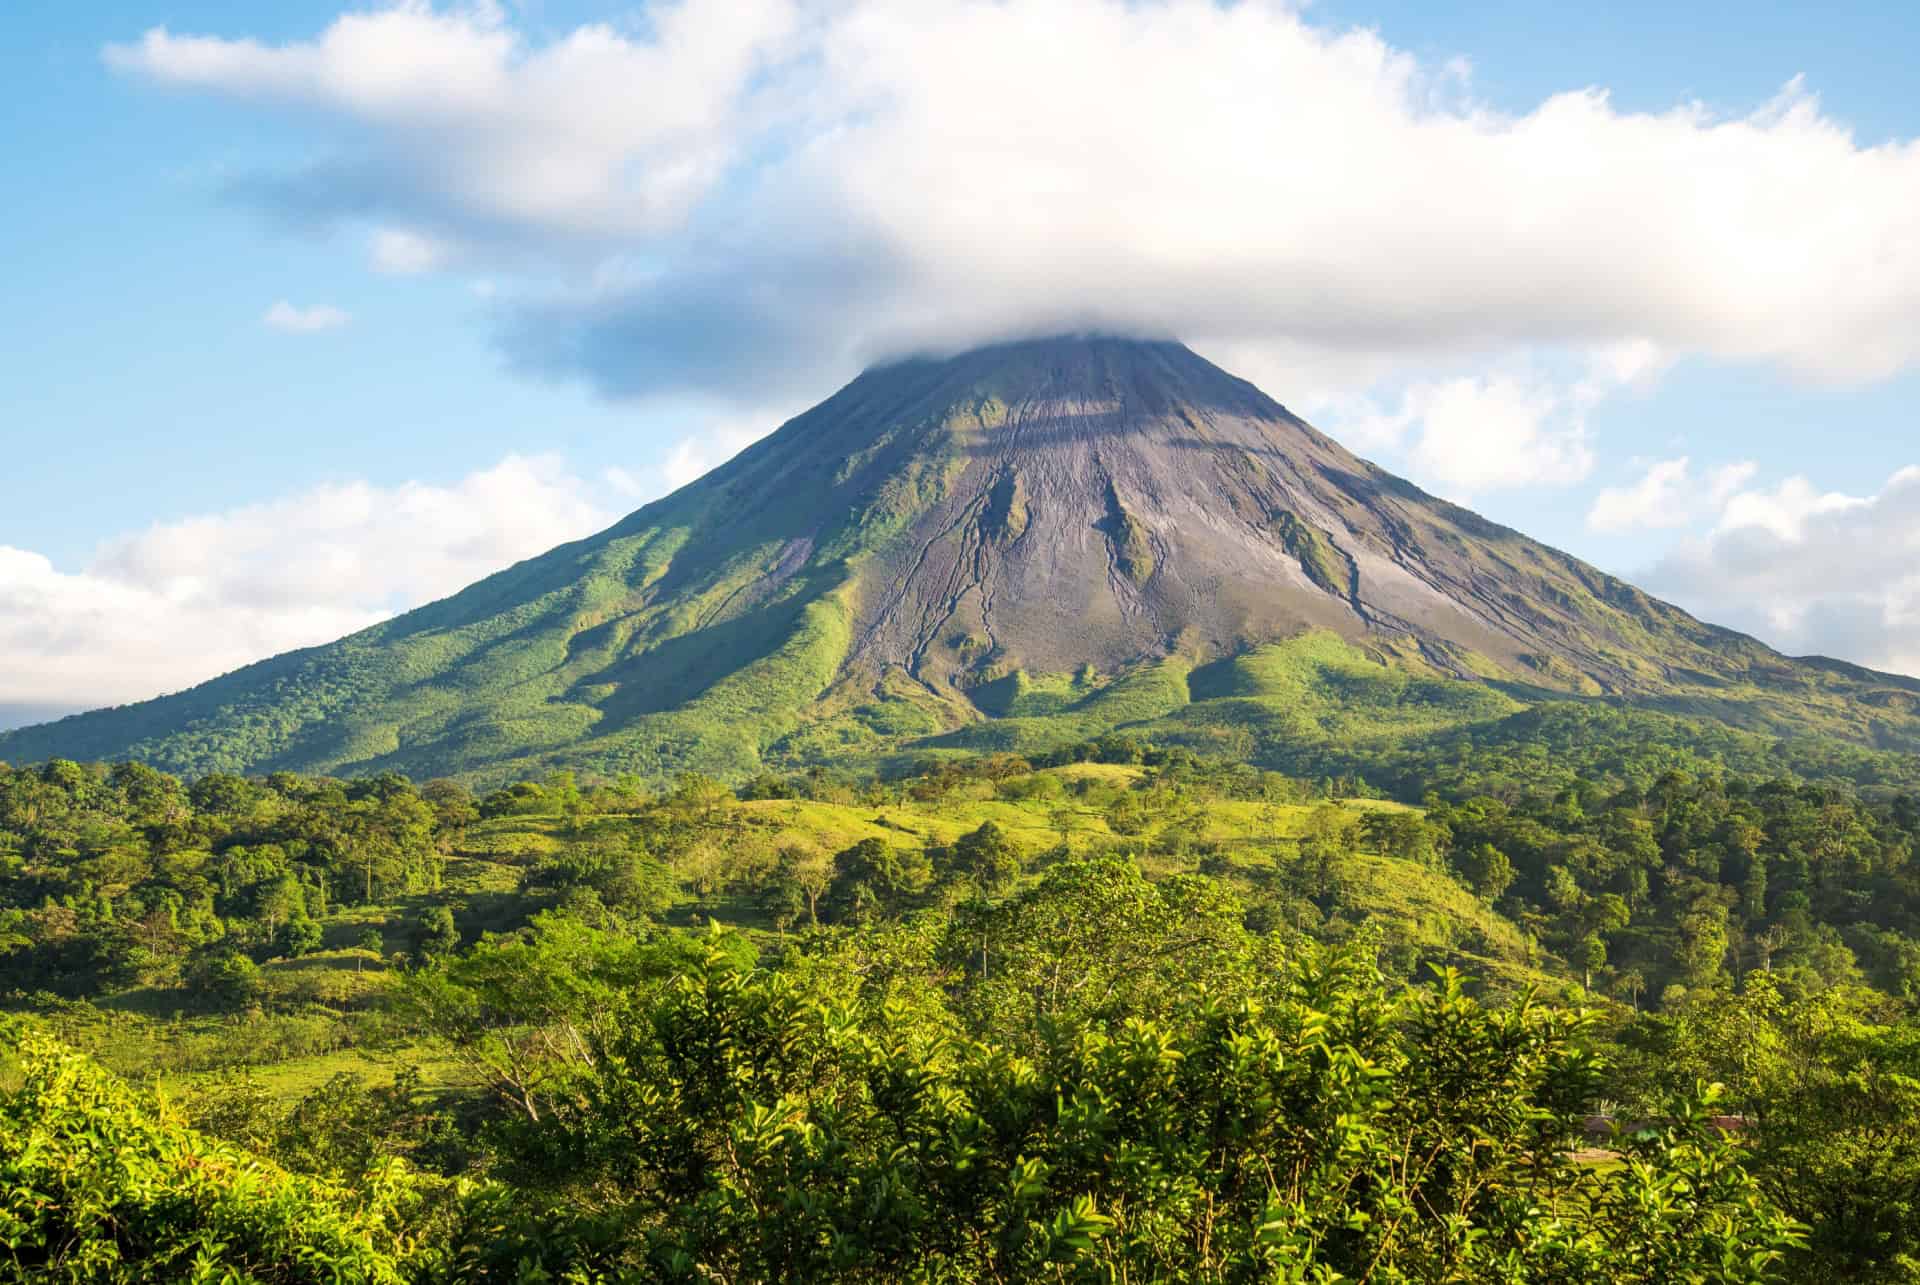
[0,1020,431,1283]
[4,746,1920,1279]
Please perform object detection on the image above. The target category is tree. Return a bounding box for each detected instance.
[758,877,806,935]
[770,840,832,926]
[253,873,305,938]
[392,912,688,1124]
[545,770,586,830]
[1580,932,1607,991]
[667,772,732,825]
[941,855,1249,1038]
[1615,966,1647,1012]
[185,949,261,1013]
[1455,842,1516,901]
[420,778,479,846]
[826,837,929,923]
[1677,904,1731,991]
[1362,810,1445,867]
[1743,993,1920,1280]
[354,926,383,975]
[480,782,547,819]
[595,850,676,919]
[953,820,1021,894]
[411,905,460,964]
[278,915,323,959]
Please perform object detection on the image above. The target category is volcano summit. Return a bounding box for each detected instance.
[6,336,1917,782]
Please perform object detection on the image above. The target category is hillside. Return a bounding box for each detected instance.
[7,335,1920,784]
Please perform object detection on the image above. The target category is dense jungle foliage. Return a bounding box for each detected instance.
[6,742,1920,1281]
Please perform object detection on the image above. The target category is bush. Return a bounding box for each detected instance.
[278,916,324,958]
[455,934,1803,1281]
[185,949,262,1013]
[0,1022,429,1282]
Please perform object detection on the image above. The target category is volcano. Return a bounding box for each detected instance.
[7,335,1918,782]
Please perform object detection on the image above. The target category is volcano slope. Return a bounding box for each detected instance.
[6,336,1920,784]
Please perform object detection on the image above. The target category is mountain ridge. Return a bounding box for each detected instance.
[6,334,1919,783]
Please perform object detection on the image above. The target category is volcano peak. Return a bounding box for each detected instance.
[6,335,1915,782]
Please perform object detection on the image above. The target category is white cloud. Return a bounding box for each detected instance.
[1310,344,1667,493]
[1645,465,1920,675]
[1587,456,1758,532]
[1714,474,1869,541]
[369,226,451,274]
[1589,457,1694,532]
[106,1,804,242]
[262,300,351,333]
[660,419,772,490]
[0,455,615,715]
[106,2,1920,406]
[601,465,650,499]
[1403,372,1594,492]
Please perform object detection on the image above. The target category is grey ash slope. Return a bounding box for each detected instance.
[5,336,1918,782]
[845,339,1726,690]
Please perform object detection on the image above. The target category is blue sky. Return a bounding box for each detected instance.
[3,0,1918,724]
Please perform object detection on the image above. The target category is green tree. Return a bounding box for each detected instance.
[773,840,832,926]
[1455,841,1516,901]
[185,949,262,1013]
[941,854,1248,1039]
[826,837,929,923]
[952,819,1021,894]
[1677,903,1731,991]
[392,912,683,1124]
[354,925,383,975]
[278,915,323,958]
[410,905,460,964]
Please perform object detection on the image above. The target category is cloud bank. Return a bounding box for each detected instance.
[109,0,1920,416]
[0,456,616,719]
[1646,467,1920,675]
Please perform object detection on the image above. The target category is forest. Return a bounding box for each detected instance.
[5,740,1920,1281]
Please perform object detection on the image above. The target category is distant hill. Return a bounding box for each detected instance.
[8,335,1920,784]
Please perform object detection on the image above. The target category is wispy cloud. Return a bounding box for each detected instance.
[262,300,350,333]
[368,226,451,275]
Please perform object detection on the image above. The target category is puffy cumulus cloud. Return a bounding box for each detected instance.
[1713,475,1872,541]
[262,300,351,333]
[1587,456,1757,533]
[106,0,1920,412]
[1331,369,1595,495]
[1644,466,1920,676]
[105,1,806,242]
[0,455,617,717]
[1589,458,1694,532]
[1307,342,1668,494]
